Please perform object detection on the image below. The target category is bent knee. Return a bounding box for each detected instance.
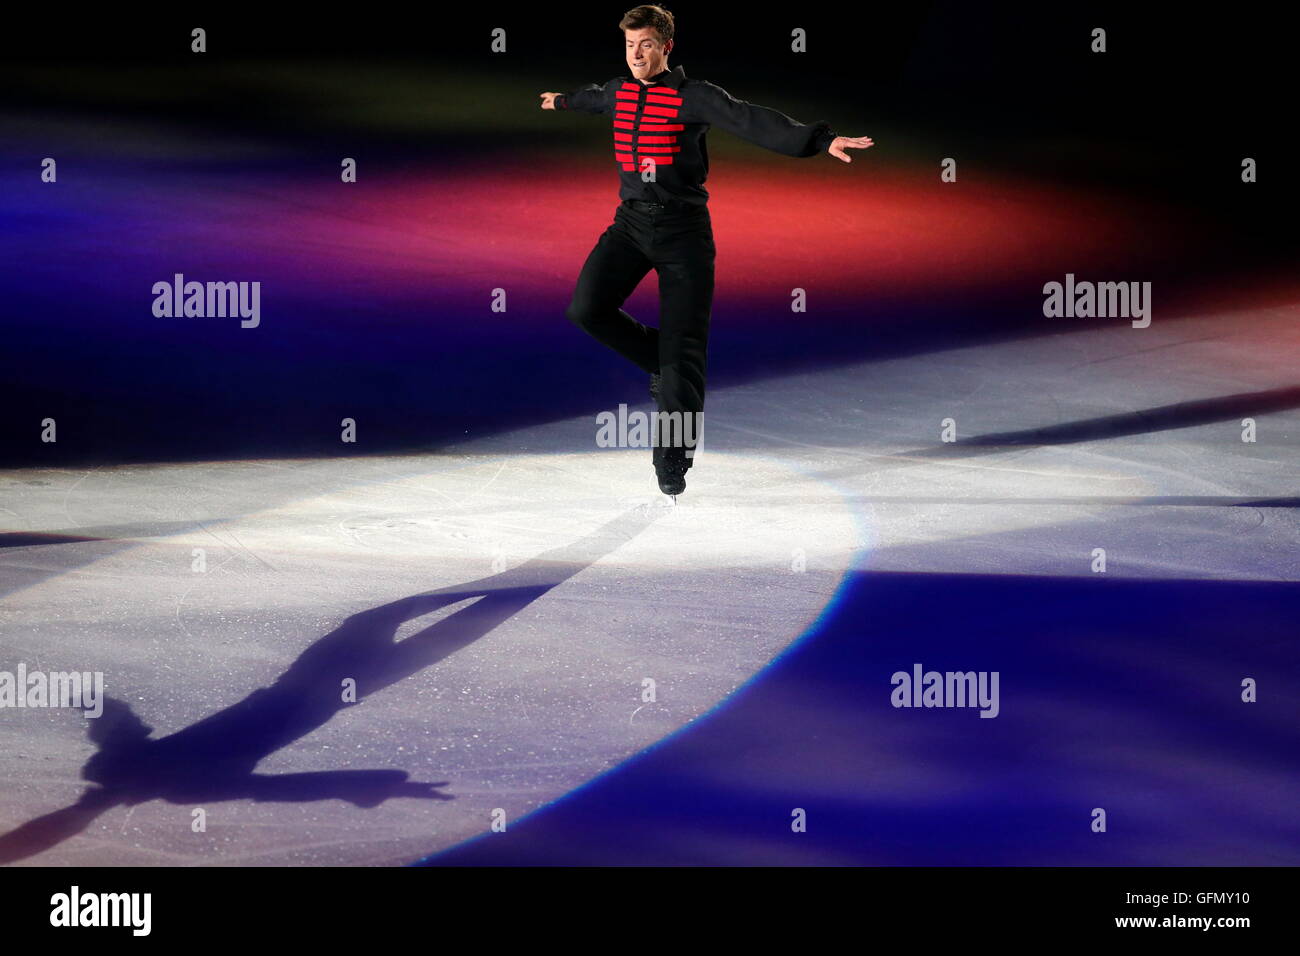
[566,300,596,329]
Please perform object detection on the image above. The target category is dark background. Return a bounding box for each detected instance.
[2,2,1293,465]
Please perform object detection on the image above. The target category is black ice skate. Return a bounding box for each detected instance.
[653,443,690,499]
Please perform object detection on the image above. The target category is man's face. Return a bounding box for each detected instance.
[625,27,671,81]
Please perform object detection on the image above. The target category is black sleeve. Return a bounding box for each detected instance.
[690,80,836,157]
[556,79,612,114]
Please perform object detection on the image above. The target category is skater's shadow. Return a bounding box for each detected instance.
[0,508,660,864]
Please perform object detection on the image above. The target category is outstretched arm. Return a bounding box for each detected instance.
[691,80,873,161]
[540,81,610,114]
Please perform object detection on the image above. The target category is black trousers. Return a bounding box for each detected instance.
[566,199,715,455]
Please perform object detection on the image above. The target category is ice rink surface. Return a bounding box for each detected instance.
[2,300,1297,865]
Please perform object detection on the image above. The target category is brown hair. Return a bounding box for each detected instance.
[619,5,675,46]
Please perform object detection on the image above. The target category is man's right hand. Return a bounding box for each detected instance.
[539,92,561,110]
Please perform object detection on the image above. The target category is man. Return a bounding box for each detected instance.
[541,4,872,498]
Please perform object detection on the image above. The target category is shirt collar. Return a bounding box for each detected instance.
[635,65,686,89]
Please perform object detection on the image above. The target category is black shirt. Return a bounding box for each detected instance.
[556,64,837,206]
